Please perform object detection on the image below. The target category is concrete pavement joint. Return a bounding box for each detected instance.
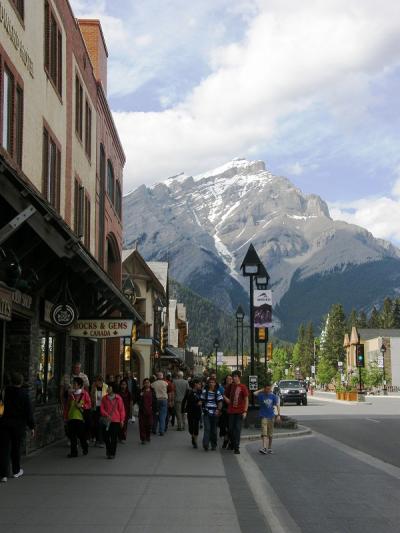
[236,445,301,533]
[241,425,312,441]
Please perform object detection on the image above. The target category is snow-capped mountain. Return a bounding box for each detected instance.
[123,158,400,340]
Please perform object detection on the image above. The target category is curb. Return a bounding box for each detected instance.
[311,395,372,405]
[242,424,312,441]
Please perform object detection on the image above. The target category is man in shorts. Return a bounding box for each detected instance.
[254,382,281,454]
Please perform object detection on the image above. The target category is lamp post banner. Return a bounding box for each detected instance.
[70,319,134,338]
[253,289,272,327]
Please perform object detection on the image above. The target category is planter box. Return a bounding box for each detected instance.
[344,392,350,401]
[348,391,358,401]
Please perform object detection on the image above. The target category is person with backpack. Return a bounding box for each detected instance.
[182,378,202,448]
[0,372,35,482]
[201,376,223,451]
[100,383,125,459]
[65,377,91,458]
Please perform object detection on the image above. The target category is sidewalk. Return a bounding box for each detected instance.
[0,422,267,533]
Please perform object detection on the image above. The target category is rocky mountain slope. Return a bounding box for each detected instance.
[123,159,400,340]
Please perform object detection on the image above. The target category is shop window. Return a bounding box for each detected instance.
[42,127,61,211]
[107,159,114,203]
[84,98,92,159]
[44,1,62,96]
[38,331,58,404]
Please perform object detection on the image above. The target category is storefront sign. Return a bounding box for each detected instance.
[0,286,13,321]
[0,2,34,77]
[253,289,272,328]
[50,303,77,328]
[70,319,133,338]
[12,290,33,310]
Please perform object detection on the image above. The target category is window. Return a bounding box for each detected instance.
[115,181,122,219]
[11,0,24,21]
[2,68,14,155]
[42,127,61,211]
[107,160,114,203]
[84,194,91,248]
[75,75,83,140]
[74,178,84,237]
[84,99,92,158]
[38,331,58,404]
[1,65,23,166]
[44,1,62,95]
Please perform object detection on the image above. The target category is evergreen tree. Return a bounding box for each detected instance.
[380,297,394,328]
[358,310,367,328]
[368,306,380,328]
[393,299,400,328]
[292,323,307,377]
[320,303,346,368]
[347,308,359,331]
[303,322,315,378]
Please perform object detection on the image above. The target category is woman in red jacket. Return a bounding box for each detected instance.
[100,383,125,459]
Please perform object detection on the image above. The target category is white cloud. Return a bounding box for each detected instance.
[330,196,400,244]
[286,163,304,176]
[110,0,400,189]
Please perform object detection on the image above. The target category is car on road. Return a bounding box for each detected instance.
[277,380,307,406]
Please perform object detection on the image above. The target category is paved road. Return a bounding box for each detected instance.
[242,395,400,532]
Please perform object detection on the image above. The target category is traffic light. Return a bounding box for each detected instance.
[267,342,273,360]
[355,344,365,368]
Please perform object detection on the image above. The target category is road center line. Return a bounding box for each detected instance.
[366,418,381,423]
[238,445,301,533]
[313,430,400,481]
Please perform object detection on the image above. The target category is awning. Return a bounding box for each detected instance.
[0,154,143,322]
[163,346,185,361]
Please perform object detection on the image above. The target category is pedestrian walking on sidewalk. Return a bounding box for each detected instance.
[118,379,132,443]
[100,384,125,459]
[0,372,35,482]
[90,376,108,447]
[165,373,176,431]
[138,378,157,444]
[66,377,91,458]
[254,383,281,454]
[201,377,223,451]
[151,372,168,436]
[174,371,189,431]
[182,378,202,448]
[219,375,232,449]
[224,370,249,455]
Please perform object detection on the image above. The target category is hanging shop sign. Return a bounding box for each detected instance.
[253,289,272,328]
[50,302,77,328]
[70,319,134,338]
[248,375,258,391]
[0,285,13,321]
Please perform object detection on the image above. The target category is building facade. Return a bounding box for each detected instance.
[0,0,137,450]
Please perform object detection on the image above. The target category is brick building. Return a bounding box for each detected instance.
[0,0,140,450]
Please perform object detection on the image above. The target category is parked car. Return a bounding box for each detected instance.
[277,380,307,406]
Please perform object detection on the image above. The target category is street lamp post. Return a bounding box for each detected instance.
[380,343,387,395]
[235,306,244,372]
[240,243,269,406]
[214,338,219,371]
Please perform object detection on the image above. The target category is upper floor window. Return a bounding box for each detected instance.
[74,178,84,237]
[44,1,62,96]
[115,181,122,219]
[107,160,114,203]
[75,75,83,140]
[84,193,91,248]
[42,127,61,211]
[11,0,24,21]
[1,63,23,166]
[84,98,92,159]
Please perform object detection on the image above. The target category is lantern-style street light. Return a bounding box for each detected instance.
[235,305,244,371]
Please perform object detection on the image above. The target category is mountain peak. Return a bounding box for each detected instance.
[194,158,266,181]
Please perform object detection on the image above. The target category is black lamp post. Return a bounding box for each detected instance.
[380,343,387,395]
[213,338,219,370]
[235,305,244,371]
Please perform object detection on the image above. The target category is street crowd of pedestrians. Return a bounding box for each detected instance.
[0,363,281,482]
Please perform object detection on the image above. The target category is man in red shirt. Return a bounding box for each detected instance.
[224,370,249,454]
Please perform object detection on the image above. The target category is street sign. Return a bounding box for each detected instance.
[311,365,316,374]
[284,368,288,375]
[249,375,258,391]
[217,351,224,365]
[377,355,384,368]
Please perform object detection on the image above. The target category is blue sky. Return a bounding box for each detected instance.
[71,0,400,244]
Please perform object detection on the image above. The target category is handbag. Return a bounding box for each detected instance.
[100,397,118,431]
